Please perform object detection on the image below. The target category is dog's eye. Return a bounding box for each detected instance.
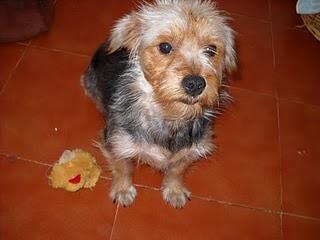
[204,45,217,57]
[159,42,173,54]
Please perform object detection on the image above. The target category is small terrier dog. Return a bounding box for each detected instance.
[82,0,236,208]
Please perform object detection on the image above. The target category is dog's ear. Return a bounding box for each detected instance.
[223,25,237,73]
[108,13,141,54]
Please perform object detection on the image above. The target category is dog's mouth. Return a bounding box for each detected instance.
[180,97,200,105]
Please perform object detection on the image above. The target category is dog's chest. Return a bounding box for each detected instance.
[132,108,210,153]
[107,99,212,168]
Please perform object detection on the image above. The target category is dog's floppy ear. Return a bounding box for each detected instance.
[108,13,141,54]
[223,25,237,73]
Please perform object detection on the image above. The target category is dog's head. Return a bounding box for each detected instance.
[108,0,236,120]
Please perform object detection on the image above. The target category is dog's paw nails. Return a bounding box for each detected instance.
[162,186,191,208]
[110,185,137,207]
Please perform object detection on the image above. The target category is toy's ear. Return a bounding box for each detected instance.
[108,13,141,54]
[223,25,237,73]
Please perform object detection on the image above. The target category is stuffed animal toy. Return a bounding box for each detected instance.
[49,149,101,192]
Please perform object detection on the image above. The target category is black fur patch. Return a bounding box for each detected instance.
[92,43,130,110]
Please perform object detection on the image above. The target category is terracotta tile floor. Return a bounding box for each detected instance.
[1,0,319,239]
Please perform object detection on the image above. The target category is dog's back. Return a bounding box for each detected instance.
[82,42,130,114]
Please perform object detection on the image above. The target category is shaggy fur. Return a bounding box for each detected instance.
[82,0,236,208]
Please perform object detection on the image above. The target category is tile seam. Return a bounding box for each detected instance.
[0,46,28,96]
[109,204,120,240]
[1,153,319,222]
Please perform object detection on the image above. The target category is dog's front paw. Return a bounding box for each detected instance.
[162,185,191,208]
[110,185,137,207]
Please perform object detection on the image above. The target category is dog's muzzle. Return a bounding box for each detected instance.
[182,75,206,97]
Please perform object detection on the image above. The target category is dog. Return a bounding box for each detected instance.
[82,0,236,208]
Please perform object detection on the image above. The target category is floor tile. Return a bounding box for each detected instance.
[280,100,320,218]
[133,164,163,189]
[111,188,281,240]
[270,0,303,28]
[185,88,281,210]
[274,28,320,106]
[283,215,320,240]
[229,15,274,95]
[0,155,116,239]
[0,48,105,169]
[216,0,270,21]
[0,44,26,91]
[32,0,134,55]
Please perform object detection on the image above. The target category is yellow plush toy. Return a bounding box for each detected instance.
[49,149,101,192]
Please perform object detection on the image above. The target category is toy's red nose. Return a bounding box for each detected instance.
[68,174,81,184]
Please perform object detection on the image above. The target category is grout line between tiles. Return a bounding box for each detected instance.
[280,212,284,240]
[277,97,320,111]
[15,40,32,47]
[134,183,161,191]
[2,152,320,223]
[192,194,280,215]
[0,46,28,96]
[282,212,320,222]
[267,0,272,23]
[24,44,91,58]
[227,12,271,24]
[109,204,120,240]
[232,86,320,112]
[192,194,320,222]
[275,91,284,240]
[0,152,53,167]
[0,152,114,181]
[269,11,281,234]
[229,86,276,99]
[100,175,112,181]
[269,18,276,69]
[111,180,320,223]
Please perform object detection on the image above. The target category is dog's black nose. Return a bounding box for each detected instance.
[182,75,206,97]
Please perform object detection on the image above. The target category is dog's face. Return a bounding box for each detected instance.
[108,0,236,120]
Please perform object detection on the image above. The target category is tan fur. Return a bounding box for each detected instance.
[108,13,141,54]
